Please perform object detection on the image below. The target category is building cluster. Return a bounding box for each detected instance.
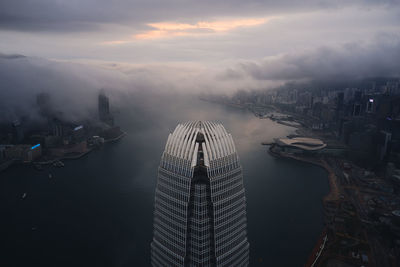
[210,79,400,167]
[0,91,122,171]
[202,78,400,266]
[0,144,42,164]
[316,158,400,266]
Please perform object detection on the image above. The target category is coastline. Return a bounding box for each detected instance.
[203,98,341,266]
[38,131,126,165]
[1,130,127,172]
[205,98,344,266]
[104,130,127,143]
[268,144,340,267]
[269,145,340,201]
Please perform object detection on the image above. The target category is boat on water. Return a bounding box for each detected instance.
[22,193,27,199]
[53,160,64,168]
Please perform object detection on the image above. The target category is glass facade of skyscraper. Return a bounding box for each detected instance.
[151,121,249,266]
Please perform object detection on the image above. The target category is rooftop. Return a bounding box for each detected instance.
[275,137,327,151]
[163,121,237,167]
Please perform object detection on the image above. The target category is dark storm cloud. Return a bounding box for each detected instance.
[0,0,397,31]
[229,36,400,82]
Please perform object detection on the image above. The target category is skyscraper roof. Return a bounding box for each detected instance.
[164,121,237,167]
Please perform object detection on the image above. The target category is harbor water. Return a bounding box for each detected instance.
[0,95,329,266]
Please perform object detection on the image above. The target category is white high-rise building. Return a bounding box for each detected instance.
[151,121,249,266]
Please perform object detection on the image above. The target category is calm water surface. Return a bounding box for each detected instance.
[0,96,328,266]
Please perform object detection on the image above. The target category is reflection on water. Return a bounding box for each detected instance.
[0,94,328,267]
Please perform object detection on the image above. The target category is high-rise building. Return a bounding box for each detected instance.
[36,92,52,117]
[151,121,249,266]
[98,92,109,120]
[50,118,63,137]
[12,119,24,143]
[98,91,114,126]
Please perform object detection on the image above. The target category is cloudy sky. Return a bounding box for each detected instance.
[0,0,398,62]
[0,0,399,107]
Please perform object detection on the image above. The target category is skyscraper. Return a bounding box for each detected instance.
[151,121,249,266]
[12,119,24,143]
[98,91,114,126]
[36,92,52,117]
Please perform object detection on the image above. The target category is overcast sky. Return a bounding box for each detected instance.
[0,0,398,63]
[0,0,399,119]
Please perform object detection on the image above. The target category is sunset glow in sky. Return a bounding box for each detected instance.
[136,18,268,39]
[0,0,397,64]
[0,0,399,95]
[99,18,269,44]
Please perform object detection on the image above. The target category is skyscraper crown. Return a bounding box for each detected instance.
[163,121,237,168]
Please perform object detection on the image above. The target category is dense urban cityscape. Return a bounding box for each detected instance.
[0,91,125,172]
[1,0,400,266]
[2,77,400,266]
[202,78,400,266]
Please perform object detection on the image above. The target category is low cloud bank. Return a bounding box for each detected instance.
[0,55,246,123]
[1,37,399,123]
[227,36,400,82]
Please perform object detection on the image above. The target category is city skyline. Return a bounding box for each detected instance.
[1,1,400,266]
[1,1,399,123]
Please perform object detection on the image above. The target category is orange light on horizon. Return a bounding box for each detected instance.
[101,40,130,45]
[135,30,191,40]
[135,18,268,40]
[100,17,269,45]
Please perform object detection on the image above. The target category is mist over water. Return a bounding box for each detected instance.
[1,0,399,265]
[0,94,328,266]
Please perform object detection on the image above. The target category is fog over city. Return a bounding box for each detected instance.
[1,35,400,122]
[1,1,399,120]
[2,1,400,266]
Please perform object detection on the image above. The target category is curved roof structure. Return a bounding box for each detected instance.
[163,121,237,167]
[275,137,326,151]
[152,121,249,266]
